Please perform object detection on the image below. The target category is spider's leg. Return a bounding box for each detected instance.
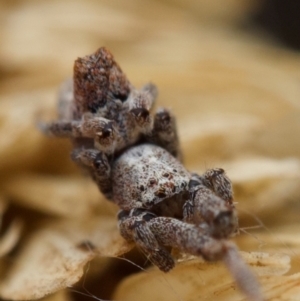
[38,120,81,138]
[148,217,263,301]
[201,168,233,204]
[146,108,182,160]
[126,83,158,134]
[118,209,175,272]
[71,148,112,199]
[184,174,238,238]
[40,116,121,154]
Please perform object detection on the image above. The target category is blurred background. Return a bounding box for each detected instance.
[0,0,300,300]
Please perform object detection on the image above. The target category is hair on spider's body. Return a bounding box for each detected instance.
[41,47,263,301]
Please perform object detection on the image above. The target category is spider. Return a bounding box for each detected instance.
[41,47,263,301]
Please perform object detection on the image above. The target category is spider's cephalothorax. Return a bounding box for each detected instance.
[41,47,263,301]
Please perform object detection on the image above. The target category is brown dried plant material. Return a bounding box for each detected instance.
[236,224,300,274]
[242,252,291,276]
[1,173,117,218]
[261,273,300,301]
[114,252,299,301]
[0,217,132,300]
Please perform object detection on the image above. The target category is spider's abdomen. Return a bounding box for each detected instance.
[112,144,190,210]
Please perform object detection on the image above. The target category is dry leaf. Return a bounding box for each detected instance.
[1,173,117,218]
[224,157,300,219]
[114,252,299,301]
[0,217,132,300]
[0,93,75,175]
[236,224,300,274]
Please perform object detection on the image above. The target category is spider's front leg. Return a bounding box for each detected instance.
[184,170,238,238]
[71,148,112,198]
[40,115,121,154]
[118,209,175,272]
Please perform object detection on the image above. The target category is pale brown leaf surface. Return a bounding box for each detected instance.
[114,253,299,301]
[1,173,117,218]
[224,157,300,220]
[0,93,76,174]
[236,224,300,275]
[0,217,132,300]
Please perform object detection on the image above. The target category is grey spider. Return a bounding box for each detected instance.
[41,47,263,301]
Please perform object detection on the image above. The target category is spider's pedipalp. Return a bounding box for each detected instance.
[182,199,194,223]
[186,174,238,238]
[183,169,238,238]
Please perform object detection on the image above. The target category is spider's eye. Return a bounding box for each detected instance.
[148,178,157,186]
[97,129,111,139]
[162,172,170,178]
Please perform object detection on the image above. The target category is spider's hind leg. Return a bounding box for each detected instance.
[118,209,175,272]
